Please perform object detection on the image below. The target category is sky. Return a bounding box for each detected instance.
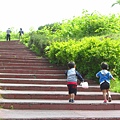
[0,0,119,32]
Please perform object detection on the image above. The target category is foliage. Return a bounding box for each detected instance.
[0,31,6,40]
[76,37,120,79]
[20,33,30,46]
[110,78,120,93]
[27,31,50,55]
[46,40,81,64]
[37,11,120,41]
[46,37,120,81]
[38,22,62,33]
[111,0,120,7]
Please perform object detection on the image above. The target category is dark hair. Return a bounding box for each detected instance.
[101,62,109,70]
[68,62,75,69]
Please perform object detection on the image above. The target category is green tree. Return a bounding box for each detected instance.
[111,0,120,7]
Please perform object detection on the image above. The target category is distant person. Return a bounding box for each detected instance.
[96,62,115,103]
[6,28,11,41]
[19,28,24,40]
[65,61,84,103]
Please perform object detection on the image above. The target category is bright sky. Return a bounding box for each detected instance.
[0,0,119,32]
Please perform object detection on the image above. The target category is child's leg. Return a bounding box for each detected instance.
[6,34,8,41]
[102,89,107,102]
[71,93,75,100]
[68,84,76,103]
[106,89,112,102]
[69,93,75,103]
[106,89,111,97]
[69,94,73,99]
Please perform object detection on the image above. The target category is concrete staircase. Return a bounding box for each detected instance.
[0,40,120,120]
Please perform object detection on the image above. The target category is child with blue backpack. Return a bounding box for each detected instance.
[96,62,115,103]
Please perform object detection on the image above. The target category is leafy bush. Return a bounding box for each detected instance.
[37,11,120,42]
[46,40,81,64]
[20,33,30,46]
[46,37,120,80]
[111,78,120,93]
[28,32,50,55]
[76,37,120,79]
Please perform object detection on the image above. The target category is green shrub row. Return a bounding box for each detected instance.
[46,37,120,80]
[36,11,120,41]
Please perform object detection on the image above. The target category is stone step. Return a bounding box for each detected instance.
[0,78,97,85]
[0,44,28,48]
[0,55,38,59]
[0,109,120,120]
[0,83,100,91]
[0,99,120,110]
[0,50,34,52]
[0,66,66,70]
[0,56,44,59]
[0,58,45,62]
[0,51,36,55]
[0,57,48,63]
[0,78,67,84]
[0,73,65,79]
[0,53,37,57]
[1,90,120,100]
[0,54,36,59]
[0,69,65,74]
[0,46,26,49]
[0,62,56,66]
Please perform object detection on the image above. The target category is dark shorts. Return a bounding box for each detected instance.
[67,84,77,95]
[100,81,110,91]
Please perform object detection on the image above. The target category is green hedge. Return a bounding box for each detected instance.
[46,37,120,80]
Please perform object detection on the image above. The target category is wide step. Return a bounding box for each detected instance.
[0,109,120,120]
[1,90,120,100]
[0,83,100,91]
[0,78,97,85]
[0,78,66,84]
[0,99,120,110]
[0,73,65,79]
[0,69,64,74]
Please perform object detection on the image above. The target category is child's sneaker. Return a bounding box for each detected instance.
[108,96,112,102]
[71,99,74,103]
[69,99,74,103]
[103,100,107,103]
[69,99,72,102]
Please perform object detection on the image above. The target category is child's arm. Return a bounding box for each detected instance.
[96,72,100,78]
[112,77,115,80]
[109,72,115,80]
[76,71,84,82]
[65,70,68,76]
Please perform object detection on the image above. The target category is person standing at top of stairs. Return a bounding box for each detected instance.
[6,28,11,41]
[19,28,24,40]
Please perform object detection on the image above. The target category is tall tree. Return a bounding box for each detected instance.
[111,0,120,7]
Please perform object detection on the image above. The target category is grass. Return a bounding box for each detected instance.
[111,78,120,93]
